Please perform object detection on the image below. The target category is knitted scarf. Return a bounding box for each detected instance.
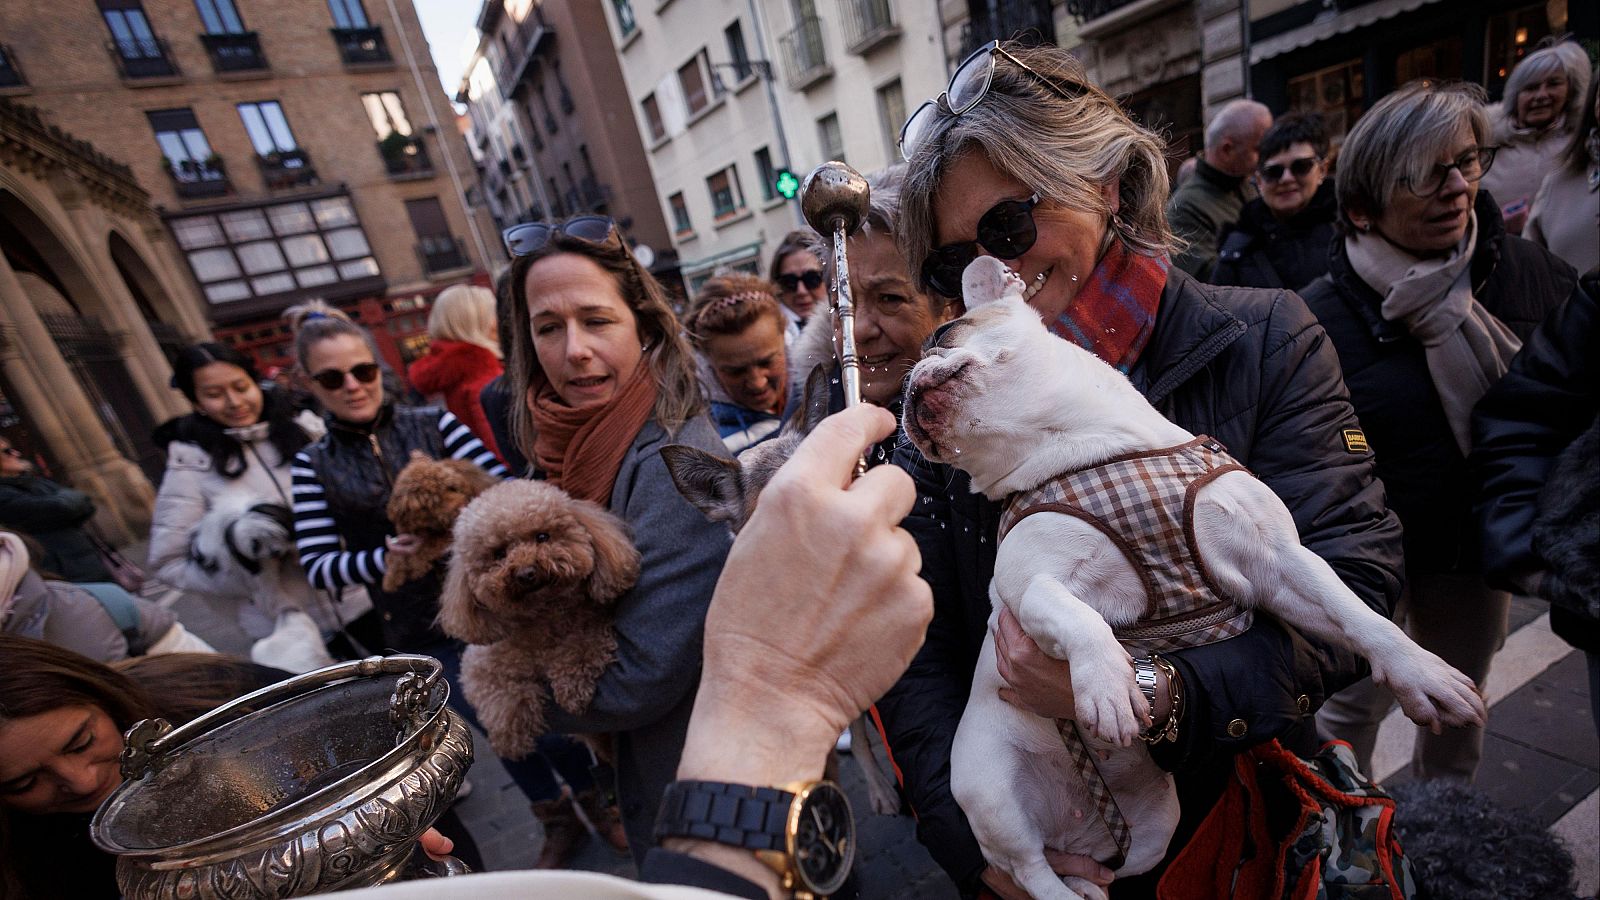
[529,362,657,506]
[1345,212,1522,455]
[1048,240,1168,372]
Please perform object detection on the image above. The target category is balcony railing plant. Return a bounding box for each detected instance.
[256,148,319,190]
[842,0,899,54]
[0,44,26,89]
[779,14,830,90]
[106,37,180,79]
[200,31,268,73]
[417,236,469,275]
[378,133,432,177]
[330,26,391,65]
[164,155,230,199]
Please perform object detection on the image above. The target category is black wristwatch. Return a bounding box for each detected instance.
[654,779,854,898]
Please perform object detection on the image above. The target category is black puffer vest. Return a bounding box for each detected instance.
[301,403,447,650]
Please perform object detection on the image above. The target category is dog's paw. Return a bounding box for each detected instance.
[1377,652,1487,730]
[549,673,599,714]
[1070,649,1147,746]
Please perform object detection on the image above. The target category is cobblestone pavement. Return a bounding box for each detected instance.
[156,562,1594,899]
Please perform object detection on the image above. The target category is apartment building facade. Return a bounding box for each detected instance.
[0,0,492,383]
[458,0,670,277]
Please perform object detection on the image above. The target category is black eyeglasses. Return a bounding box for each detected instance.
[310,362,381,391]
[1401,146,1498,198]
[776,270,823,292]
[899,40,1088,161]
[502,215,616,257]
[1258,156,1320,182]
[920,193,1041,298]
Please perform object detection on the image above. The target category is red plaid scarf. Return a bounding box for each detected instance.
[1048,241,1168,373]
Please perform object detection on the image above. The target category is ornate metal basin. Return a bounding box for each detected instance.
[91,655,474,899]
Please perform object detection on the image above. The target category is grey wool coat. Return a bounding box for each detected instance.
[541,414,734,861]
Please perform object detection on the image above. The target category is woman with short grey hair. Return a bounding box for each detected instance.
[880,39,1404,897]
[1481,39,1592,234]
[1305,80,1585,784]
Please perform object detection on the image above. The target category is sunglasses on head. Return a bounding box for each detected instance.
[310,362,381,391]
[776,270,824,292]
[899,40,1089,161]
[1257,157,1320,182]
[502,215,616,258]
[921,193,1041,298]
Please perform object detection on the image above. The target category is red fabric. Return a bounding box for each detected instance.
[528,362,657,507]
[1048,241,1168,373]
[407,340,504,458]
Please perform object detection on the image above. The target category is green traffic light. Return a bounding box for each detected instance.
[775,169,800,200]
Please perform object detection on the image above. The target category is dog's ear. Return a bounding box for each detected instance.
[436,542,505,644]
[572,500,640,603]
[961,256,1026,311]
[788,364,834,438]
[662,445,747,525]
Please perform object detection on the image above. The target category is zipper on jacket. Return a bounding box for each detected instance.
[368,433,394,488]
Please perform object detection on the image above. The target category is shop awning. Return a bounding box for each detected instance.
[1251,0,1446,63]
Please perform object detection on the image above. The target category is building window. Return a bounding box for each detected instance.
[642,93,666,142]
[754,146,778,202]
[405,197,467,275]
[875,79,904,161]
[149,108,227,197]
[168,195,380,304]
[100,0,171,72]
[817,112,844,165]
[613,0,637,37]
[669,192,692,234]
[1287,59,1364,140]
[362,91,413,138]
[327,0,369,29]
[1485,3,1557,97]
[707,165,744,219]
[725,21,752,82]
[679,53,710,116]
[195,0,244,34]
[237,100,299,154]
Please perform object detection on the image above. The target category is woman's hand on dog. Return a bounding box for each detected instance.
[994,606,1080,720]
[385,533,423,555]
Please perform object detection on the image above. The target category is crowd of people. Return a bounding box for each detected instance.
[0,31,1595,900]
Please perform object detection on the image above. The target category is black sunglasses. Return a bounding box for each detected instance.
[502,215,616,257]
[776,270,824,292]
[310,362,381,391]
[921,193,1041,298]
[1257,156,1320,182]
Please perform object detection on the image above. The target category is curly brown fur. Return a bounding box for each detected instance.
[439,479,639,759]
[383,450,499,591]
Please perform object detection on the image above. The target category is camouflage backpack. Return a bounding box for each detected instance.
[1159,739,1420,900]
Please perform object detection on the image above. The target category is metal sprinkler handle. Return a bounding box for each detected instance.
[800,161,872,474]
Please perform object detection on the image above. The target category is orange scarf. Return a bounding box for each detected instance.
[529,362,657,506]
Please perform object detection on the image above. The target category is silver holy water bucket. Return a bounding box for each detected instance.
[91,655,474,899]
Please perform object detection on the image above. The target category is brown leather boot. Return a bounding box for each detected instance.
[531,794,584,869]
[576,789,630,855]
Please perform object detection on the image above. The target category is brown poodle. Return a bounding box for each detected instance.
[382,450,500,591]
[438,479,640,759]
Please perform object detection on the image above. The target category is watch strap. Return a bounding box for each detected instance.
[653,780,795,852]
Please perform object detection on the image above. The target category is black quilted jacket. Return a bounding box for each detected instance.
[878,268,1404,896]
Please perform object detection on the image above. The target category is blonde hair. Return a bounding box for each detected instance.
[283,299,383,372]
[899,42,1174,292]
[427,284,501,358]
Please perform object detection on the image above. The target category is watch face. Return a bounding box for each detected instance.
[791,782,854,895]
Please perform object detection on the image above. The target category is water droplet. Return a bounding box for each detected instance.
[1069,274,1080,282]
[979,535,988,544]
[938,522,946,529]
[921,496,932,505]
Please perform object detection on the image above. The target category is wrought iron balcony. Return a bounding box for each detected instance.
[106,37,180,80]
[1064,0,1146,21]
[579,177,611,210]
[959,0,1057,56]
[330,26,391,65]
[842,0,900,55]
[256,148,319,190]
[417,236,469,275]
[166,156,230,199]
[779,14,830,90]
[498,7,554,99]
[0,44,26,89]
[200,31,268,73]
[378,134,432,178]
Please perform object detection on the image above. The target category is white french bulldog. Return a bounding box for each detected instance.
[901,256,1486,900]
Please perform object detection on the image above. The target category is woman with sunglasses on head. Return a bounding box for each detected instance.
[501,214,733,862]
[883,40,1404,898]
[148,343,372,670]
[1305,82,1584,784]
[1210,112,1338,291]
[769,230,828,336]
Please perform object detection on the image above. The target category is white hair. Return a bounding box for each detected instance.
[1205,99,1272,149]
[1500,40,1592,131]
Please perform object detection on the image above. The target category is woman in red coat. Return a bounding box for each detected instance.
[408,284,505,458]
